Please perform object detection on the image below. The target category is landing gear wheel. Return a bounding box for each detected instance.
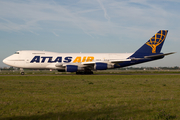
[21,72,25,75]
[86,71,93,74]
[20,68,24,75]
[76,71,84,74]
[84,70,93,74]
[76,71,93,75]
[90,71,93,74]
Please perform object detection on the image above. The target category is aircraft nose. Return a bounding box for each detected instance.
[3,58,7,64]
[3,57,13,66]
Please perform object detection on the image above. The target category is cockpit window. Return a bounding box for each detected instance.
[14,52,19,54]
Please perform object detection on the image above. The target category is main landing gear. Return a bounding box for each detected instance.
[76,70,93,75]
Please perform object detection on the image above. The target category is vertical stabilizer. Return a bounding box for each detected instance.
[129,30,168,58]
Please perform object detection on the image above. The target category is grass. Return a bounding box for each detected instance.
[0,69,180,75]
[0,75,180,119]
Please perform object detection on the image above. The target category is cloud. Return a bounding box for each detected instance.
[52,31,59,37]
[0,0,179,39]
[0,0,180,67]
[96,0,110,21]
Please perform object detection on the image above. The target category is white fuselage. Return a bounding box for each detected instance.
[3,50,132,69]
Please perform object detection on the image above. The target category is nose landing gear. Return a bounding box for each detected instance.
[20,68,24,75]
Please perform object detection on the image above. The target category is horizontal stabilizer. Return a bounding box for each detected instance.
[131,52,175,60]
[144,52,175,59]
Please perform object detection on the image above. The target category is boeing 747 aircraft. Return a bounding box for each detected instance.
[3,30,175,75]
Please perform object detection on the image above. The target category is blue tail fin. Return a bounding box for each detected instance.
[129,30,168,58]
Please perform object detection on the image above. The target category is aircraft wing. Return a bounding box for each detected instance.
[81,62,96,65]
[56,63,85,67]
[110,59,131,63]
[81,59,131,65]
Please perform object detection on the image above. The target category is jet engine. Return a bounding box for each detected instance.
[65,65,84,72]
[94,63,114,70]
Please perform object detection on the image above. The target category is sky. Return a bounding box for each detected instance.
[0,0,180,67]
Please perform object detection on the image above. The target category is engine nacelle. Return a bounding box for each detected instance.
[55,63,63,67]
[65,65,84,72]
[94,63,114,70]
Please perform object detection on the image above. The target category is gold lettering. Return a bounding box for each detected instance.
[86,56,94,62]
[82,57,86,62]
[73,57,81,63]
